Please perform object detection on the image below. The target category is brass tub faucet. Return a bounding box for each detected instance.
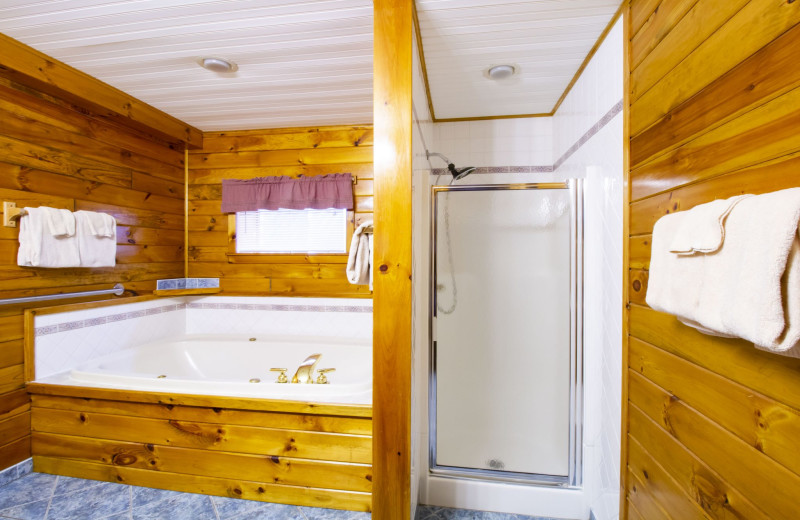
[291,353,322,384]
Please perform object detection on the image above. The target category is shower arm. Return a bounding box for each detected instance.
[426,152,459,176]
[426,152,452,165]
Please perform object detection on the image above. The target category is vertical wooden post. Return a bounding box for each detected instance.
[373,0,413,518]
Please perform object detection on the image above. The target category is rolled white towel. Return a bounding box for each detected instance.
[74,210,117,267]
[647,187,800,357]
[17,206,41,267]
[347,221,373,288]
[668,194,751,254]
[41,207,76,237]
[17,206,80,268]
[76,210,115,237]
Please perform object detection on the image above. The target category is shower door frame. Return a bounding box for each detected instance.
[428,180,584,487]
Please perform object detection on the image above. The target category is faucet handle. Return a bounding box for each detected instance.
[316,368,336,384]
[270,368,288,384]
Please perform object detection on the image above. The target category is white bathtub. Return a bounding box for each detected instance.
[38,335,372,405]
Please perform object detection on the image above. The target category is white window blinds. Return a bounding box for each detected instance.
[235,208,347,254]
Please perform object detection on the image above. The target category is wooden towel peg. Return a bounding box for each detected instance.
[3,202,27,228]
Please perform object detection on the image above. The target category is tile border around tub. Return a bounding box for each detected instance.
[186,302,373,313]
[34,301,373,337]
[34,303,187,337]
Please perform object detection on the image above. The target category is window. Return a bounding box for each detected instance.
[235,208,347,254]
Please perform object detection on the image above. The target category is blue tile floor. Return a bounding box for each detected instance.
[0,471,567,520]
[416,506,564,520]
[0,472,368,520]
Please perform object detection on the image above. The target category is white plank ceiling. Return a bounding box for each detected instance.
[0,0,374,130]
[0,0,619,129]
[417,0,621,119]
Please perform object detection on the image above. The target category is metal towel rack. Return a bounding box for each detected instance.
[0,284,125,306]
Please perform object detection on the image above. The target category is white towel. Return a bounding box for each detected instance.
[43,207,76,238]
[347,220,373,290]
[77,210,115,237]
[669,194,752,254]
[646,188,800,357]
[17,207,80,268]
[74,210,117,267]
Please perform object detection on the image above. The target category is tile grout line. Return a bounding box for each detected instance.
[42,475,60,520]
[209,495,221,520]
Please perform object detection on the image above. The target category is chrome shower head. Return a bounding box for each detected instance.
[449,164,477,180]
[426,151,476,181]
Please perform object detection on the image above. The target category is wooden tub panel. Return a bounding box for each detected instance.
[30,391,372,512]
[35,456,371,512]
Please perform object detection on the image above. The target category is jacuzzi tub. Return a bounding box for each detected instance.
[37,334,372,404]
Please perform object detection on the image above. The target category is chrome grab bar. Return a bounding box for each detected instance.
[0,284,125,306]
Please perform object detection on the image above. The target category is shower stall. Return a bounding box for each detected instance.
[428,180,583,488]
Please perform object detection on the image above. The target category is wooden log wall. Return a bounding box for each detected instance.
[0,76,186,471]
[624,1,800,519]
[28,389,372,511]
[187,126,374,297]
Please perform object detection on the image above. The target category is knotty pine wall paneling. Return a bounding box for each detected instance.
[0,76,186,470]
[624,1,800,519]
[187,126,374,297]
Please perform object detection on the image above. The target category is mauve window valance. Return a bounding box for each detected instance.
[221,173,354,213]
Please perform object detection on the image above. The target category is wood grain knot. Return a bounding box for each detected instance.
[111,453,137,466]
[632,280,641,291]
[379,264,388,272]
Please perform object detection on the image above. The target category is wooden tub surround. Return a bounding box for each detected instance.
[27,384,373,512]
[23,297,373,511]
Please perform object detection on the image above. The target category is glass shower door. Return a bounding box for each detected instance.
[430,181,582,485]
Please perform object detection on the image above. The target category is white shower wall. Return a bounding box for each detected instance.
[411,22,434,518]
[553,19,623,520]
[413,18,622,520]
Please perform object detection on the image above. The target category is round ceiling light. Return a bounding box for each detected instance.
[486,64,516,80]
[199,57,238,73]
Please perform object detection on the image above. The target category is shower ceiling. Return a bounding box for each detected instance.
[416,0,621,119]
[0,0,620,130]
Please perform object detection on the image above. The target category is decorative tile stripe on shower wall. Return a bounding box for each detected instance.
[429,98,623,182]
[431,165,553,175]
[553,100,623,171]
